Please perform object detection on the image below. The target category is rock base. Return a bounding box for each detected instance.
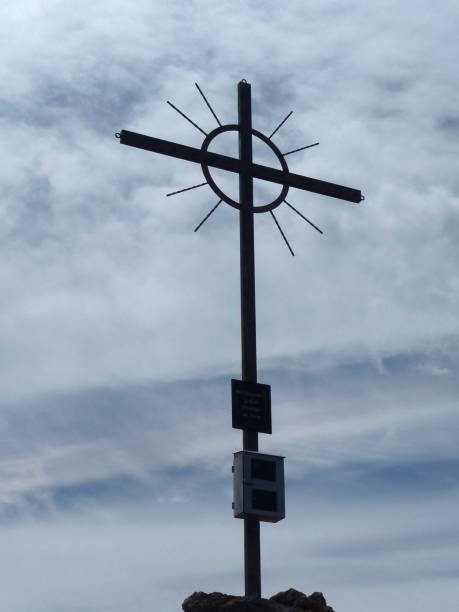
[182,588,335,612]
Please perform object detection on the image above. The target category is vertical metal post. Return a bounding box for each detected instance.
[238,79,261,598]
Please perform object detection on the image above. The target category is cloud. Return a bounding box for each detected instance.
[1,484,459,612]
[1,0,459,401]
[1,347,457,520]
[1,1,459,610]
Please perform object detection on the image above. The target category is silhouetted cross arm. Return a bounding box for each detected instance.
[119,129,362,204]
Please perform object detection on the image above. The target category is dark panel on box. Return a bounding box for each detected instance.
[251,458,276,482]
[252,489,277,513]
[231,379,272,434]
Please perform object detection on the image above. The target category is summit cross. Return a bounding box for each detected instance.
[117,79,363,599]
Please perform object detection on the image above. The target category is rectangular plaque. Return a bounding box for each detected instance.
[231,379,272,434]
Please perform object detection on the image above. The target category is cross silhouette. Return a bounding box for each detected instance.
[119,108,362,208]
[116,80,363,599]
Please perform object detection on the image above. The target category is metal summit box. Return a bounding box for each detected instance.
[233,450,285,523]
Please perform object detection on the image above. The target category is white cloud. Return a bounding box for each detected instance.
[1,1,459,610]
[1,488,459,612]
[1,0,459,400]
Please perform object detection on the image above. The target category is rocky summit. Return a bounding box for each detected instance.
[182,588,335,612]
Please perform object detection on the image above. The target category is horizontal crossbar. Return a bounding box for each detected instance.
[119,130,362,204]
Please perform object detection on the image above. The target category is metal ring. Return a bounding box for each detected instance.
[200,125,289,213]
[115,132,121,139]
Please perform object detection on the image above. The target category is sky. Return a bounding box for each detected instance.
[1,1,459,611]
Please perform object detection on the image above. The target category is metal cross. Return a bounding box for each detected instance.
[116,80,363,599]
